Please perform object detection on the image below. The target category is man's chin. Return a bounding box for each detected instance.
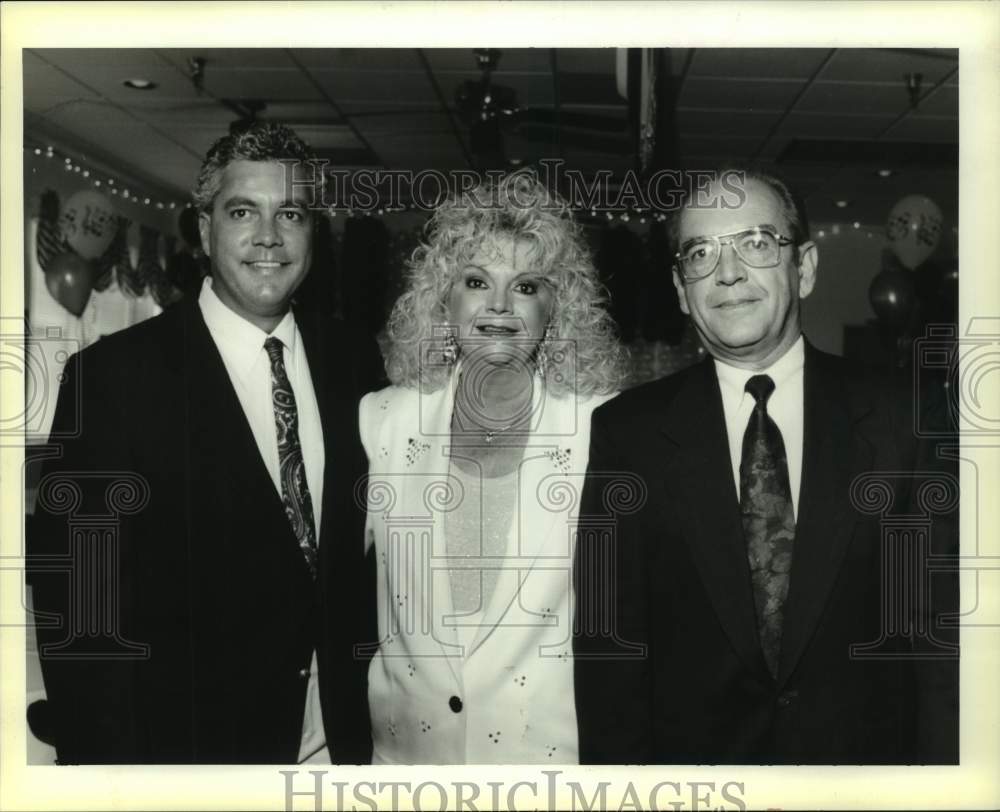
[704,331,771,360]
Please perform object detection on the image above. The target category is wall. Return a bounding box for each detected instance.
[23,148,187,441]
[802,220,958,355]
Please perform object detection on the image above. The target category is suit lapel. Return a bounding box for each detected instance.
[296,308,335,586]
[401,383,465,676]
[660,360,771,681]
[777,346,875,683]
[179,302,310,584]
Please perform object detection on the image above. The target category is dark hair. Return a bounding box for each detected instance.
[192,122,323,212]
[667,165,811,262]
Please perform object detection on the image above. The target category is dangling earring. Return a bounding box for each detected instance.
[535,325,554,378]
[442,330,459,365]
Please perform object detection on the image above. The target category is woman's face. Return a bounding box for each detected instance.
[445,233,555,368]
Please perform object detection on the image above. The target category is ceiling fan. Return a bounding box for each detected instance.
[454,49,632,167]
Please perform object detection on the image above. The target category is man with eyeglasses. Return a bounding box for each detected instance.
[573,168,958,764]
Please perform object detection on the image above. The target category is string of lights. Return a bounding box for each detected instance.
[25,142,952,238]
[23,143,190,211]
[327,204,670,225]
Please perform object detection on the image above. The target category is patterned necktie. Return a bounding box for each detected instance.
[740,374,795,678]
[264,337,318,579]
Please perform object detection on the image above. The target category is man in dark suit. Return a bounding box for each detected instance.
[573,168,958,764]
[29,122,375,764]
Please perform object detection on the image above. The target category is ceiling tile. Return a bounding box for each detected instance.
[195,68,324,101]
[420,48,477,72]
[558,73,620,106]
[424,48,550,73]
[157,48,298,70]
[556,152,633,172]
[755,133,793,160]
[914,85,958,117]
[677,134,764,161]
[40,104,151,137]
[308,69,437,106]
[282,124,364,150]
[556,49,617,74]
[253,101,346,125]
[819,49,958,85]
[559,103,627,115]
[665,48,693,76]
[689,48,831,80]
[29,49,199,100]
[149,125,242,157]
[23,51,102,113]
[678,77,806,111]
[350,111,455,137]
[796,81,909,116]
[771,163,836,185]
[18,47,961,222]
[883,115,958,143]
[336,100,441,115]
[43,117,201,194]
[677,109,781,136]
[373,142,469,171]
[292,48,422,71]
[33,48,165,72]
[116,98,225,121]
[446,71,554,106]
[777,112,897,139]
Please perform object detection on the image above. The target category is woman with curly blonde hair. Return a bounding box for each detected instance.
[359,171,627,764]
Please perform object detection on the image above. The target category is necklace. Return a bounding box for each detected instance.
[483,423,516,444]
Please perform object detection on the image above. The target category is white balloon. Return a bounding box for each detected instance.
[886,195,943,270]
[58,190,117,259]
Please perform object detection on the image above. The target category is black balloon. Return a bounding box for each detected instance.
[44,252,95,317]
[868,267,916,330]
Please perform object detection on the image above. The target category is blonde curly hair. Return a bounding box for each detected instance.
[383,171,628,396]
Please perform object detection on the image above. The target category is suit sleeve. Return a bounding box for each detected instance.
[907,376,960,763]
[358,391,381,554]
[28,349,145,763]
[573,406,654,763]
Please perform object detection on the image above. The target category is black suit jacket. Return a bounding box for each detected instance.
[29,298,377,764]
[573,344,958,764]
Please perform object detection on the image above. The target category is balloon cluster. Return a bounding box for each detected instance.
[39,189,207,316]
[869,194,951,331]
[42,190,119,316]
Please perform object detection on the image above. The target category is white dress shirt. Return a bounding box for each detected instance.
[714,336,805,518]
[198,277,328,763]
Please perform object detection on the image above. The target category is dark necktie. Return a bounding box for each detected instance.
[264,337,318,579]
[740,374,795,678]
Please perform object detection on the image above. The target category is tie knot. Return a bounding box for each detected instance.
[745,374,775,406]
[264,336,284,364]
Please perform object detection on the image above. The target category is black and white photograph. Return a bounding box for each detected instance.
[1,2,997,811]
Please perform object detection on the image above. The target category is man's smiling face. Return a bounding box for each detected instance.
[673,177,817,370]
[199,159,313,332]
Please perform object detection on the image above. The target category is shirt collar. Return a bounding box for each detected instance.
[714,335,805,403]
[198,276,298,384]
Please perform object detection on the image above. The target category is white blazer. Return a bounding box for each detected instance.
[359,374,614,764]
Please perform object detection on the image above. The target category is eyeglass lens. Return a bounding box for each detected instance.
[681,229,781,278]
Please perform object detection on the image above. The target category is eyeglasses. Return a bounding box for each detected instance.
[674,226,794,282]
